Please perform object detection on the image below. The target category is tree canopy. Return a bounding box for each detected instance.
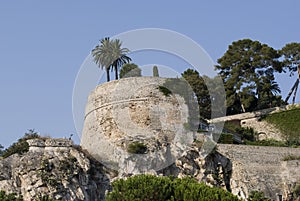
[106,175,241,201]
[216,39,283,114]
[280,42,300,104]
[120,63,142,78]
[92,37,131,81]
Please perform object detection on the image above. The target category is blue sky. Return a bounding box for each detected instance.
[0,1,299,147]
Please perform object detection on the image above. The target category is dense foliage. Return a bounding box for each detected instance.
[280,43,300,104]
[106,175,241,201]
[181,69,211,120]
[247,191,271,201]
[92,37,131,81]
[120,63,142,78]
[0,191,61,201]
[0,191,22,201]
[216,39,283,114]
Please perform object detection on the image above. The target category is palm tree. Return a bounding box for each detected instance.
[92,37,111,82]
[281,43,300,104]
[110,39,131,80]
[91,37,131,82]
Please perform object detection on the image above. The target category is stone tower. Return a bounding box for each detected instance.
[80,77,193,173]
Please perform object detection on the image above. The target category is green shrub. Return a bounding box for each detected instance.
[120,63,142,78]
[283,154,300,161]
[235,127,256,141]
[158,86,172,96]
[106,175,241,201]
[293,184,300,199]
[127,142,147,154]
[247,191,271,201]
[0,191,23,201]
[1,129,40,158]
[218,133,234,144]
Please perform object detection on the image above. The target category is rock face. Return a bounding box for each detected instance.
[159,146,233,192]
[0,138,114,201]
[81,77,192,173]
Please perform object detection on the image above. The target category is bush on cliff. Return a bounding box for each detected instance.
[106,174,241,201]
[0,191,23,201]
[247,191,271,201]
[127,142,147,154]
[1,129,40,158]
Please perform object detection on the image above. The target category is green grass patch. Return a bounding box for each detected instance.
[262,108,300,144]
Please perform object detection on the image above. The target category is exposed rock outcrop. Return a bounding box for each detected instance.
[0,138,114,201]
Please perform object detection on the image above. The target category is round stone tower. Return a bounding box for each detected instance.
[80,77,192,173]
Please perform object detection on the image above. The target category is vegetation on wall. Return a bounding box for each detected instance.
[247,191,271,201]
[158,85,172,96]
[282,154,300,161]
[127,142,147,154]
[293,183,300,200]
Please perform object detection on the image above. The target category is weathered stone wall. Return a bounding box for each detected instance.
[240,118,283,140]
[81,77,190,172]
[209,103,300,140]
[209,103,300,123]
[218,144,300,200]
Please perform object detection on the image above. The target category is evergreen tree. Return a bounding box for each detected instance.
[120,63,142,78]
[153,65,159,77]
[281,42,300,104]
[216,39,282,114]
[181,69,211,119]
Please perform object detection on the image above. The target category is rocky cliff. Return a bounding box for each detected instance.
[0,137,236,201]
[1,138,299,201]
[0,138,115,201]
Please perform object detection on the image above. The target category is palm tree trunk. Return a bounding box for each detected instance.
[115,66,118,80]
[106,68,110,82]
